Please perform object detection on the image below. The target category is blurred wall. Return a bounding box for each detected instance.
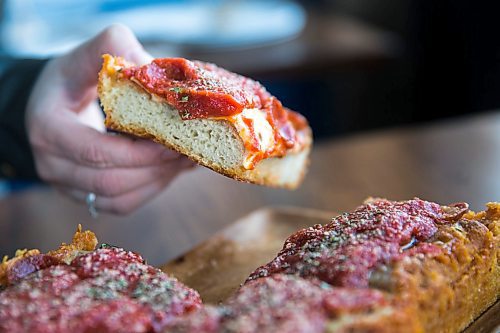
[285,0,500,138]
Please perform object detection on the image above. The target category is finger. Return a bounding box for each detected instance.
[62,24,151,97]
[59,173,176,215]
[76,100,106,132]
[37,153,192,197]
[101,175,178,215]
[37,111,182,168]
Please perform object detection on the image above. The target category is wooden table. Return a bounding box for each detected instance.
[0,112,498,266]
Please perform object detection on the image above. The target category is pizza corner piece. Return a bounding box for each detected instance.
[98,54,312,190]
[0,226,203,332]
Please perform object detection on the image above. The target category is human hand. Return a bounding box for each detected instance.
[26,25,194,215]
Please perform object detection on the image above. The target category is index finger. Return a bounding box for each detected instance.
[62,24,152,96]
[46,113,179,168]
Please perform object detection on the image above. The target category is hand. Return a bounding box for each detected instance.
[26,25,194,215]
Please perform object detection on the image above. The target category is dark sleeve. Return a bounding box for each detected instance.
[0,58,48,181]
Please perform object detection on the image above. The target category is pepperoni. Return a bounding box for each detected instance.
[123,57,308,168]
[123,58,265,119]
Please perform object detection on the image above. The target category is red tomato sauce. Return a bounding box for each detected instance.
[123,58,308,169]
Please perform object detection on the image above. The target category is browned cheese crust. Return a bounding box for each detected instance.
[0,225,98,287]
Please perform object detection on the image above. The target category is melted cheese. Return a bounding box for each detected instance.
[231,108,275,169]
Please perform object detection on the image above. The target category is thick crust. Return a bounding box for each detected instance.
[325,305,421,333]
[393,203,499,333]
[98,55,312,189]
[105,113,311,190]
[336,202,499,332]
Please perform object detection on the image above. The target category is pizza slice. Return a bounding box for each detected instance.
[98,55,312,189]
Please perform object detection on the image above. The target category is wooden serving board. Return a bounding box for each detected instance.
[162,206,334,303]
[161,206,499,332]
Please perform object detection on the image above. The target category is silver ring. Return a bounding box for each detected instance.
[85,192,98,218]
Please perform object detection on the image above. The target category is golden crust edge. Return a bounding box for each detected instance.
[0,225,98,287]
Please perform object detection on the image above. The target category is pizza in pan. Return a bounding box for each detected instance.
[1,198,498,333]
[167,198,499,333]
[0,226,201,332]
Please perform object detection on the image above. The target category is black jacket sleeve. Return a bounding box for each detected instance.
[0,58,48,181]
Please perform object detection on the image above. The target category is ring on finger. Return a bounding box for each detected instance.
[85,192,98,218]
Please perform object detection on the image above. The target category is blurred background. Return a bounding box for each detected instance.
[1,0,499,138]
[1,0,500,265]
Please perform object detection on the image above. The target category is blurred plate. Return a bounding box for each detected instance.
[1,0,306,57]
[111,0,307,49]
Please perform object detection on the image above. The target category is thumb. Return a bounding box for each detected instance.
[61,24,152,93]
